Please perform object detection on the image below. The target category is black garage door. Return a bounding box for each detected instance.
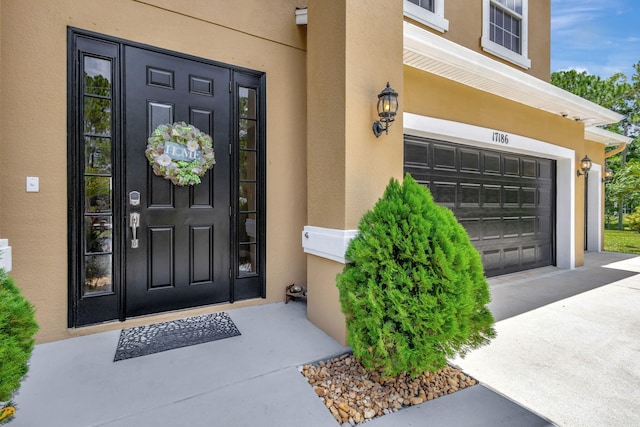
[404,135,555,277]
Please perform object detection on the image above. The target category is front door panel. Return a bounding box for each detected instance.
[124,47,231,316]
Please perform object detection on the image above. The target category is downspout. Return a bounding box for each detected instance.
[604,142,627,159]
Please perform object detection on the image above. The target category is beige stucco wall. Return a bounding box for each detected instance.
[407,0,550,81]
[404,65,582,145]
[0,0,308,342]
[1,0,607,345]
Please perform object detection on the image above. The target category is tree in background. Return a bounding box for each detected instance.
[552,65,640,229]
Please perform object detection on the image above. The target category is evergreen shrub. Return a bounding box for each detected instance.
[628,206,640,232]
[336,174,495,377]
[0,268,39,404]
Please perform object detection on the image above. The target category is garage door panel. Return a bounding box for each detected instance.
[405,141,429,166]
[522,246,537,264]
[503,217,520,238]
[432,181,456,205]
[483,185,501,206]
[538,244,553,263]
[521,217,536,236]
[433,144,456,170]
[522,159,537,177]
[460,149,481,172]
[483,250,502,270]
[539,187,552,207]
[504,186,520,206]
[404,135,556,277]
[503,155,520,176]
[483,152,502,174]
[460,183,481,207]
[483,219,503,240]
[459,218,481,241]
[404,165,431,183]
[539,215,551,235]
[504,248,520,267]
[538,159,553,178]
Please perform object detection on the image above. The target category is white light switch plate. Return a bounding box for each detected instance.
[26,176,39,192]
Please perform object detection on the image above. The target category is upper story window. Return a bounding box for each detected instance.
[481,0,531,69]
[404,0,449,33]
[408,0,434,12]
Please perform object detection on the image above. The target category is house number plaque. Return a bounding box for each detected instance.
[492,131,510,145]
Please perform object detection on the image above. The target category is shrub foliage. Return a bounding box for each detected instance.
[628,206,640,232]
[0,269,39,403]
[337,174,495,377]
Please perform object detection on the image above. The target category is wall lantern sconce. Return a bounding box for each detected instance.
[576,155,592,177]
[602,165,613,183]
[372,82,399,137]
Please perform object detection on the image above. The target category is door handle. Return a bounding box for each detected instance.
[129,212,140,248]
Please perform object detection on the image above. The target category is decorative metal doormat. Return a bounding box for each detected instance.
[113,312,241,361]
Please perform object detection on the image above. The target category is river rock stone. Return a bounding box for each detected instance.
[364,408,376,419]
[300,355,475,424]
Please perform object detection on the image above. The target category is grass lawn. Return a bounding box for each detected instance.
[604,229,640,255]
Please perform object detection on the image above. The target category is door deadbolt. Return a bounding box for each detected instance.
[129,191,141,206]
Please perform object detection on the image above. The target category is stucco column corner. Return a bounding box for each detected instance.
[305,0,404,345]
[306,255,349,346]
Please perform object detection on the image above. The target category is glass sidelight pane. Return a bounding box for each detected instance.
[84,137,112,174]
[238,244,256,275]
[239,119,257,150]
[84,57,112,96]
[85,216,113,253]
[84,254,113,295]
[239,87,257,119]
[83,97,112,136]
[237,84,261,281]
[239,182,256,211]
[239,150,256,180]
[239,213,257,243]
[85,176,112,213]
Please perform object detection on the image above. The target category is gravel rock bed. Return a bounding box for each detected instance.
[300,353,476,425]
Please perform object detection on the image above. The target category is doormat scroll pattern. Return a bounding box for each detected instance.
[114,312,241,361]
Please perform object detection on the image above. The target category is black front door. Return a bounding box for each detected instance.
[124,47,231,316]
[69,30,266,327]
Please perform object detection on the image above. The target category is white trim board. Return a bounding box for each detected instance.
[403,21,622,127]
[586,163,603,253]
[404,112,576,270]
[302,226,358,264]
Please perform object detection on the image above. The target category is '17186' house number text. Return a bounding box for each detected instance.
[492,132,509,144]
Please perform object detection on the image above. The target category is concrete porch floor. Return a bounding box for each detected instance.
[8,252,640,426]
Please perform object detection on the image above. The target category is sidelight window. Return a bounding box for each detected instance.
[238,86,259,277]
[82,56,114,296]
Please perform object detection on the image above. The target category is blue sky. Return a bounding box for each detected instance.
[551,0,640,78]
